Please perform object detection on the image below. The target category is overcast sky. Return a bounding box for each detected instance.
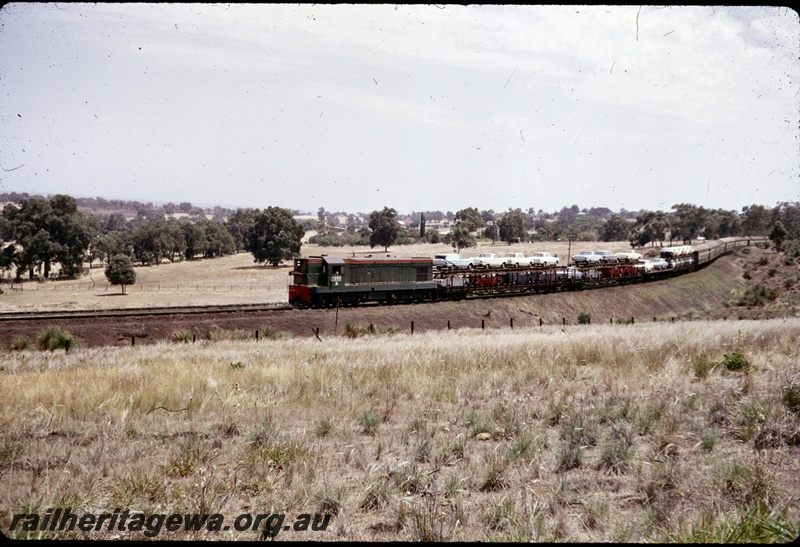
[1,3,798,216]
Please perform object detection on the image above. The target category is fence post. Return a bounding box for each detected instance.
[447,320,451,330]
[510,318,513,329]
[255,330,259,341]
[539,318,543,327]
[631,317,634,325]
[563,317,566,325]
[132,336,135,346]
[192,334,196,343]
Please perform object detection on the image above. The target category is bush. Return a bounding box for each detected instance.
[577,311,591,325]
[37,327,80,352]
[719,352,751,372]
[737,285,776,307]
[359,410,385,436]
[694,359,716,380]
[782,374,800,415]
[10,335,30,351]
[259,327,292,340]
[171,329,193,343]
[701,430,719,452]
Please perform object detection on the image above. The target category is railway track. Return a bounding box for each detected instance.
[0,302,295,322]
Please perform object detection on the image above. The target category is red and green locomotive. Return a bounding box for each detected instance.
[289,256,441,308]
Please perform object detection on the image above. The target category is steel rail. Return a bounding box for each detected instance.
[0,302,295,322]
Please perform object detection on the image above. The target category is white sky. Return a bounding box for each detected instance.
[1,3,798,215]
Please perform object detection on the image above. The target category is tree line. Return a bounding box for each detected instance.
[2,193,798,282]
[0,195,305,281]
[310,203,800,253]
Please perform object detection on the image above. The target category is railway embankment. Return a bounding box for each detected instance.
[2,247,782,349]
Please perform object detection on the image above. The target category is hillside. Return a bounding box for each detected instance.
[3,242,798,349]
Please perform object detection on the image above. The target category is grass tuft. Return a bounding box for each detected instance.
[37,327,80,351]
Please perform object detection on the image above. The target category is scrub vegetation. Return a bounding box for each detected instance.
[2,319,798,541]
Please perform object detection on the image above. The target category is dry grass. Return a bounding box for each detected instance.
[2,318,799,541]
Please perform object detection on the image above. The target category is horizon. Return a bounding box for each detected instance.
[1,188,792,218]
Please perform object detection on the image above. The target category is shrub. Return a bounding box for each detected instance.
[9,335,30,351]
[701,430,719,452]
[37,327,80,352]
[556,439,583,473]
[247,414,306,467]
[737,285,776,307]
[314,417,335,438]
[665,505,800,543]
[259,327,291,340]
[505,430,534,463]
[782,374,800,415]
[343,322,362,338]
[720,352,751,372]
[694,359,716,380]
[597,439,635,474]
[577,311,591,324]
[359,410,385,435]
[171,329,193,343]
[360,478,393,511]
[480,460,508,491]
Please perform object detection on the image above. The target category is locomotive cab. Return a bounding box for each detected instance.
[289,256,347,306]
[320,257,345,287]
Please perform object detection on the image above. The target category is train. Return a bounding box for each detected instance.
[287,236,768,308]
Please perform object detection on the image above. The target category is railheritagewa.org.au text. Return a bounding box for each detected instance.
[9,508,332,538]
